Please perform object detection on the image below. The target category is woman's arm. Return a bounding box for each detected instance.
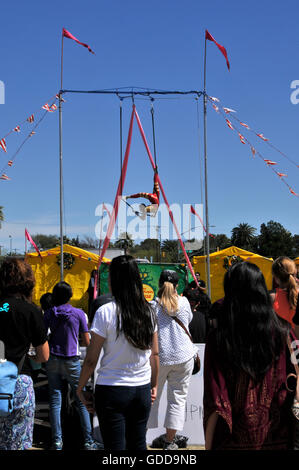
[76,332,105,412]
[149,332,159,404]
[205,411,218,450]
[34,341,50,363]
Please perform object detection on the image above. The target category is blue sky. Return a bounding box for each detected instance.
[1,0,299,253]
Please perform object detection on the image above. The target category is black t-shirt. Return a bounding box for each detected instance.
[0,296,47,367]
[89,294,114,324]
[189,311,207,343]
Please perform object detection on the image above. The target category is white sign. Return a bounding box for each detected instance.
[146,344,205,446]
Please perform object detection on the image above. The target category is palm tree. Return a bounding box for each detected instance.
[231,223,256,250]
[114,232,134,255]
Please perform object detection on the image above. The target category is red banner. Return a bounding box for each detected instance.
[62,28,95,54]
[205,30,230,70]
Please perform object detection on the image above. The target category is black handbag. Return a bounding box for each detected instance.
[173,316,201,375]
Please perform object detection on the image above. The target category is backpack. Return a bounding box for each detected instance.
[0,359,18,417]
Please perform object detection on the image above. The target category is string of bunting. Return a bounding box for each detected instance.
[0,93,64,180]
[208,96,299,197]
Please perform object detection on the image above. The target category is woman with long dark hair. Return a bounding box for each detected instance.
[0,258,49,450]
[77,255,158,451]
[204,261,297,450]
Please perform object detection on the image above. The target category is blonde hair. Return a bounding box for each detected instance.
[157,281,179,316]
[272,256,298,309]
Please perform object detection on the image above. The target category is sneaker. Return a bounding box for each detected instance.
[84,440,104,450]
[163,440,179,450]
[51,440,63,450]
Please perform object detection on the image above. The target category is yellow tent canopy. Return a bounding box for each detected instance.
[193,246,273,303]
[25,244,110,312]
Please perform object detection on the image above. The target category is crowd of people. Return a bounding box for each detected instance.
[0,254,298,451]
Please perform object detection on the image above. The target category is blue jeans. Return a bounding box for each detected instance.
[95,383,151,451]
[46,355,93,445]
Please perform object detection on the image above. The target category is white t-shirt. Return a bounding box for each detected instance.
[153,296,197,366]
[91,301,156,387]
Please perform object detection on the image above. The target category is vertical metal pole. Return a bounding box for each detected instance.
[203,37,211,298]
[59,35,64,281]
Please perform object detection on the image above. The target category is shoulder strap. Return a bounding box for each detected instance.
[155,299,194,343]
[173,316,194,343]
[17,354,26,374]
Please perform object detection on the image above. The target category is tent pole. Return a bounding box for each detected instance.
[203,35,211,298]
[59,34,64,281]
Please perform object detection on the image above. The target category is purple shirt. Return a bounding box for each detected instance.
[44,304,88,357]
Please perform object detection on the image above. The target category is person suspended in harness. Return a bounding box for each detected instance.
[123,168,160,220]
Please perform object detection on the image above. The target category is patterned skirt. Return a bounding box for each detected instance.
[0,374,35,450]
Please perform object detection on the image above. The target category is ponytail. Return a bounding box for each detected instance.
[288,272,298,310]
[157,281,178,316]
[272,256,298,309]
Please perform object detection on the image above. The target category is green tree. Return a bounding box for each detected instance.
[231,223,256,250]
[161,239,179,263]
[114,232,134,254]
[32,234,59,250]
[258,220,293,259]
[292,235,299,258]
[209,234,231,252]
[130,238,160,262]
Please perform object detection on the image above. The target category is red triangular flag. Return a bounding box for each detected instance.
[62,28,95,54]
[0,138,7,152]
[25,229,42,261]
[205,30,230,70]
[0,173,10,180]
[289,188,298,197]
[190,205,215,239]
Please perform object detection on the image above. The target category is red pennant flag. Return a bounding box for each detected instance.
[264,159,277,166]
[289,188,298,196]
[56,94,66,102]
[27,114,34,123]
[251,147,256,158]
[0,138,7,152]
[238,132,246,144]
[190,205,197,216]
[7,160,13,167]
[223,107,236,114]
[25,229,42,261]
[257,133,268,141]
[42,103,51,111]
[190,205,215,238]
[62,28,95,54]
[205,30,230,70]
[240,122,250,129]
[276,172,287,178]
[14,126,20,133]
[0,174,10,180]
[226,119,234,130]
